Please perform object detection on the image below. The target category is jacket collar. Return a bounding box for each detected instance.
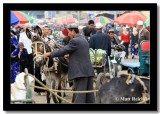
[75,34,81,38]
[96,31,102,33]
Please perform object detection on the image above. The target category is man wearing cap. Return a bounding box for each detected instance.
[89,23,111,72]
[83,20,96,42]
[136,20,150,48]
[44,24,95,103]
[108,29,121,49]
[89,23,111,56]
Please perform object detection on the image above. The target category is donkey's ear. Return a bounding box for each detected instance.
[25,28,33,39]
[36,25,42,36]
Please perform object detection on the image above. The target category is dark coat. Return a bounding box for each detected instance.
[138,28,150,46]
[51,34,95,80]
[20,48,29,72]
[89,31,111,56]
[83,26,96,37]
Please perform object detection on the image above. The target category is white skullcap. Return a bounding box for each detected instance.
[126,25,129,28]
[24,23,30,26]
[95,23,103,29]
[42,24,48,27]
[137,20,143,25]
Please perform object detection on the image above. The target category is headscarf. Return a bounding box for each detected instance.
[62,28,69,36]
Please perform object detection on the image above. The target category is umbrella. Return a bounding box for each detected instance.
[19,11,34,23]
[12,11,29,24]
[144,18,150,27]
[11,12,19,26]
[94,16,112,25]
[113,12,147,26]
[62,18,76,24]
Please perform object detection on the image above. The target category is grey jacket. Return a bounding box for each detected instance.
[51,34,95,80]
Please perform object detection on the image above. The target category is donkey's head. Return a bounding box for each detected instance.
[25,25,46,63]
[26,25,43,42]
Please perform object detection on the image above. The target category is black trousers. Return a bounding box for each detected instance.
[72,77,95,103]
[28,54,34,75]
[20,62,29,73]
[123,43,129,56]
[34,66,46,93]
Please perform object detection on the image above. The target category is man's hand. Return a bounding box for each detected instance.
[44,52,51,58]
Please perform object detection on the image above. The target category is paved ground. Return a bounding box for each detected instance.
[32,54,139,104]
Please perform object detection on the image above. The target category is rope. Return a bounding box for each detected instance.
[137,98,150,104]
[28,74,72,104]
[123,74,150,104]
[125,74,131,85]
[30,85,98,93]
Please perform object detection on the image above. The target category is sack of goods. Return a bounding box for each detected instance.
[89,48,106,65]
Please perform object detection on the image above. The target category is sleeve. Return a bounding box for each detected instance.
[120,33,123,41]
[89,36,95,50]
[11,37,20,58]
[145,31,150,40]
[83,27,87,36]
[21,49,28,57]
[128,33,131,44]
[107,36,111,56]
[51,39,77,58]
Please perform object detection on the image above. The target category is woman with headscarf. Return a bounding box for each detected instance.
[131,27,138,59]
[120,27,130,59]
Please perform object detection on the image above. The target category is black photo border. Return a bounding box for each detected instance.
[3,3,157,111]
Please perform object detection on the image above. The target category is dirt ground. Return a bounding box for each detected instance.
[32,54,139,104]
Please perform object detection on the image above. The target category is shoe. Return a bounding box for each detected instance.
[132,55,134,59]
[125,56,128,59]
[35,92,41,96]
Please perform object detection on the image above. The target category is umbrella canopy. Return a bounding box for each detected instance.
[11,12,19,26]
[12,11,29,24]
[144,18,150,27]
[62,18,76,24]
[94,16,112,25]
[113,12,147,26]
[19,11,34,23]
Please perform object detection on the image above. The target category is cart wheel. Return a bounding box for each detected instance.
[51,80,62,103]
[111,63,118,77]
[96,73,107,90]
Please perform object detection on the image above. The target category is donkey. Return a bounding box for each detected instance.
[25,26,68,103]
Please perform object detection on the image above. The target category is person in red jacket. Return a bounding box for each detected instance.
[120,27,130,59]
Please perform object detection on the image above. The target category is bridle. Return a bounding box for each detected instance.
[32,41,46,61]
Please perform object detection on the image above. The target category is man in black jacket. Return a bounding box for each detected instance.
[44,24,95,103]
[89,23,111,56]
[89,23,111,72]
[83,20,96,42]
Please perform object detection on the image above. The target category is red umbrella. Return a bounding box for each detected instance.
[62,18,76,24]
[113,12,147,26]
[12,11,29,24]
